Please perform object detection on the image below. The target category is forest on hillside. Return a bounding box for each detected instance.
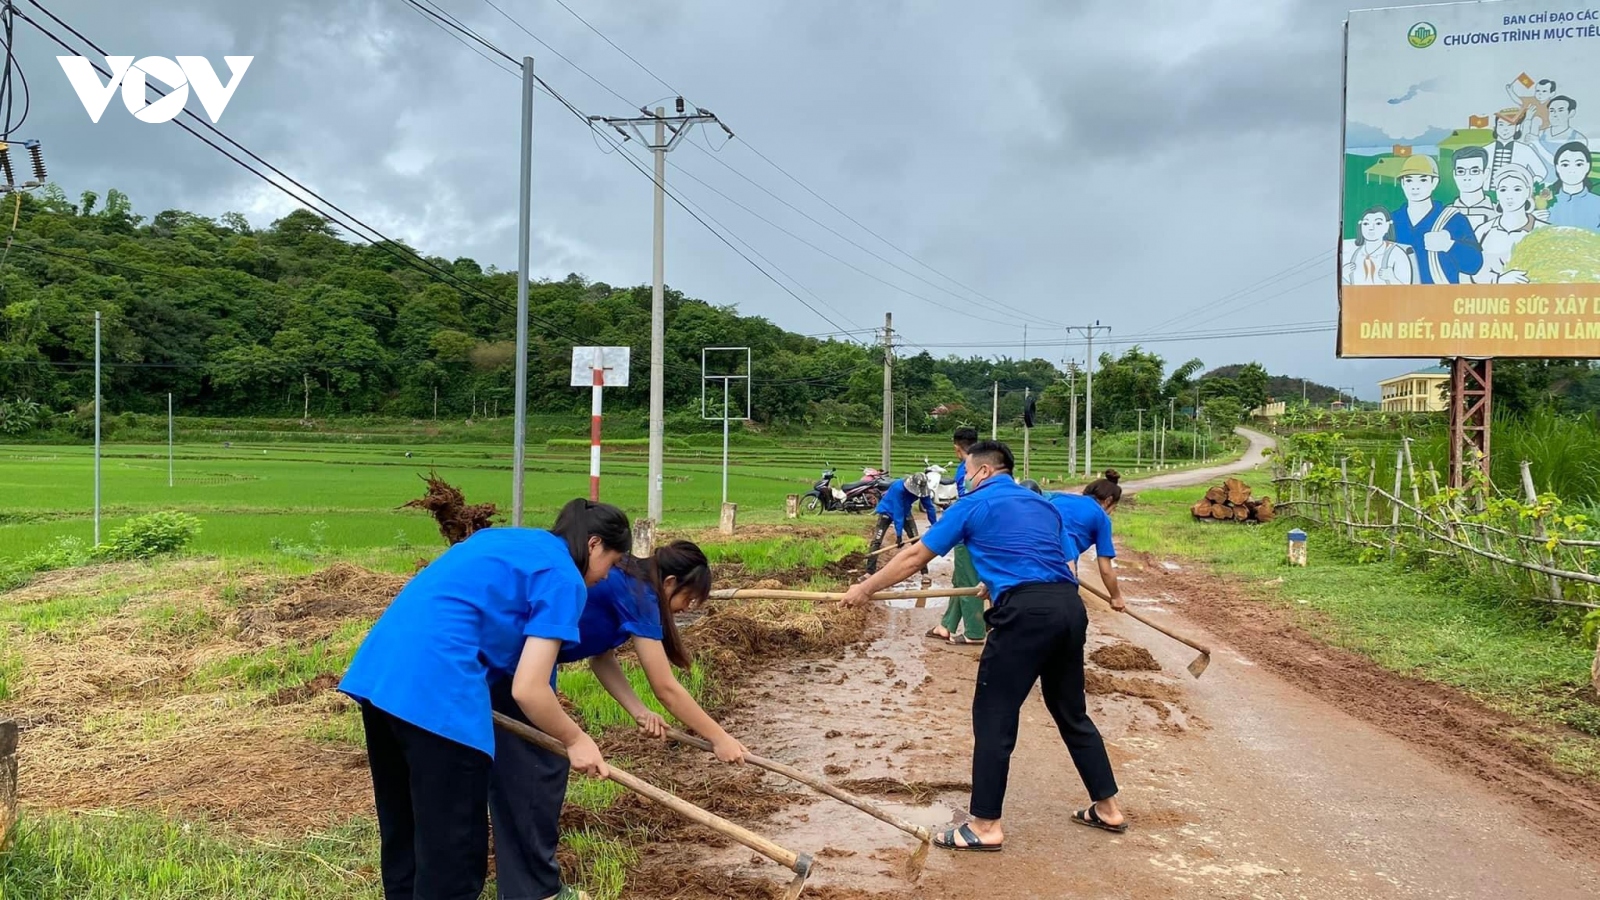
[0,186,1497,437]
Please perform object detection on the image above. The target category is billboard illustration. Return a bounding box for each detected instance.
[1340,0,1600,357]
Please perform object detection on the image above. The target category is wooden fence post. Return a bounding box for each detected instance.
[1521,460,1564,602]
[0,718,16,848]
[1390,449,1404,559]
[1340,458,1354,542]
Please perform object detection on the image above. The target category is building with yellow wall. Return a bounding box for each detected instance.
[1378,366,1449,413]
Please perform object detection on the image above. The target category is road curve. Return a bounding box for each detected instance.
[1120,425,1275,495]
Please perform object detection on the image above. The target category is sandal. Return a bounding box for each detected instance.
[948,634,985,646]
[924,627,951,641]
[553,887,591,900]
[933,823,1002,852]
[1072,805,1128,834]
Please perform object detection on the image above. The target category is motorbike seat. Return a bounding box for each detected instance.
[939,476,956,486]
[842,477,880,492]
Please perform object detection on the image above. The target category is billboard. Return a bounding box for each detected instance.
[1340,0,1600,357]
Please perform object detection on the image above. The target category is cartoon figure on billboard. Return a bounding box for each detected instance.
[1505,74,1555,135]
[1447,146,1496,233]
[1485,108,1550,185]
[1390,155,1482,284]
[1342,206,1415,285]
[1547,141,1600,231]
[1533,95,1589,175]
[1473,163,1544,284]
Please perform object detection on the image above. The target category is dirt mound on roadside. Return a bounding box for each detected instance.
[835,778,972,804]
[233,563,404,643]
[1084,670,1182,703]
[626,860,907,900]
[1089,642,1162,672]
[691,599,874,677]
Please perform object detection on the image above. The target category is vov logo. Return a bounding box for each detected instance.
[57,56,253,124]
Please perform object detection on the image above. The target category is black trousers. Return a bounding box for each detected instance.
[488,679,571,900]
[866,515,923,575]
[360,702,492,900]
[969,582,1118,820]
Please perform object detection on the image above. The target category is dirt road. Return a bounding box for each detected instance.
[700,433,1600,899]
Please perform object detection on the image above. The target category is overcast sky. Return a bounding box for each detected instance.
[20,0,1469,398]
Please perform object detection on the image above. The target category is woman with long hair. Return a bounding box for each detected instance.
[489,539,747,900]
[339,498,631,900]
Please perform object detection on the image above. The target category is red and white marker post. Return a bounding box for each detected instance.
[571,346,631,503]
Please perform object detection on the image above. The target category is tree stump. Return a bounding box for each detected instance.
[1225,477,1251,506]
[719,503,737,536]
[0,718,16,849]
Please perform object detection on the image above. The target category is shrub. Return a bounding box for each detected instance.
[98,512,202,561]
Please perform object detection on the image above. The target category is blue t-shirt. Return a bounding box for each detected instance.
[1048,492,1116,560]
[953,460,968,499]
[559,569,665,663]
[874,478,937,530]
[339,528,587,757]
[921,473,1075,598]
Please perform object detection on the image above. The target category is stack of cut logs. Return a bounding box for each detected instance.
[1191,478,1275,524]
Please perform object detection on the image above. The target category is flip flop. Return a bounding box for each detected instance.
[1072,805,1129,834]
[933,823,1002,852]
[924,627,951,641]
[948,634,985,646]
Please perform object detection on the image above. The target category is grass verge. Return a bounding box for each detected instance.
[1119,484,1600,756]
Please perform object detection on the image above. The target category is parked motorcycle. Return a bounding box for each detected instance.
[924,458,959,509]
[800,464,891,514]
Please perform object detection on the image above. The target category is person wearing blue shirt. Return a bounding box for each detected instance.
[488,541,748,900]
[1047,470,1127,612]
[339,499,631,900]
[843,441,1126,852]
[930,427,987,644]
[865,473,937,577]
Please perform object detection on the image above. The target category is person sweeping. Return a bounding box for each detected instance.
[1047,470,1126,612]
[487,539,748,899]
[928,426,985,644]
[338,499,631,900]
[865,472,937,579]
[842,441,1126,850]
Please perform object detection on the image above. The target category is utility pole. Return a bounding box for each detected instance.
[591,101,728,525]
[94,310,101,546]
[1067,363,1078,476]
[991,381,998,438]
[1136,408,1145,469]
[168,392,174,489]
[1194,384,1202,462]
[881,312,893,473]
[1067,323,1110,476]
[1168,397,1177,467]
[1022,323,1028,361]
[511,56,535,526]
[1023,386,1031,480]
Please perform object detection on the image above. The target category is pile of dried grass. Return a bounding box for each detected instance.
[689,599,872,677]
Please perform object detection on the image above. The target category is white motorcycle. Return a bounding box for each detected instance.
[924,458,960,509]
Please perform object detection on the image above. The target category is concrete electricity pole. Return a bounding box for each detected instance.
[1067,323,1110,477]
[591,100,728,524]
[881,312,893,473]
[1136,408,1145,468]
[991,381,998,438]
[1067,363,1078,476]
[511,56,535,526]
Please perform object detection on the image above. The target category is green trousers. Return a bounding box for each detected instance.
[942,545,986,638]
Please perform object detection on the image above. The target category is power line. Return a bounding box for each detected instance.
[546,0,680,98]
[474,0,639,109]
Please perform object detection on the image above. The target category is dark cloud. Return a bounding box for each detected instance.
[15,0,1472,394]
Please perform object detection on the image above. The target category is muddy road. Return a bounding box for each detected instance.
[682,433,1600,899]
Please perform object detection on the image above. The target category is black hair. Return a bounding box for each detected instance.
[1550,94,1577,114]
[964,440,1014,473]
[953,426,979,451]
[551,498,632,572]
[1019,479,1043,495]
[1354,205,1394,246]
[1453,146,1489,169]
[1083,469,1123,508]
[1538,79,1557,91]
[1555,141,1592,172]
[617,540,709,669]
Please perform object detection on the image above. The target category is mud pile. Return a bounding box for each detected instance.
[1089,642,1162,672]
